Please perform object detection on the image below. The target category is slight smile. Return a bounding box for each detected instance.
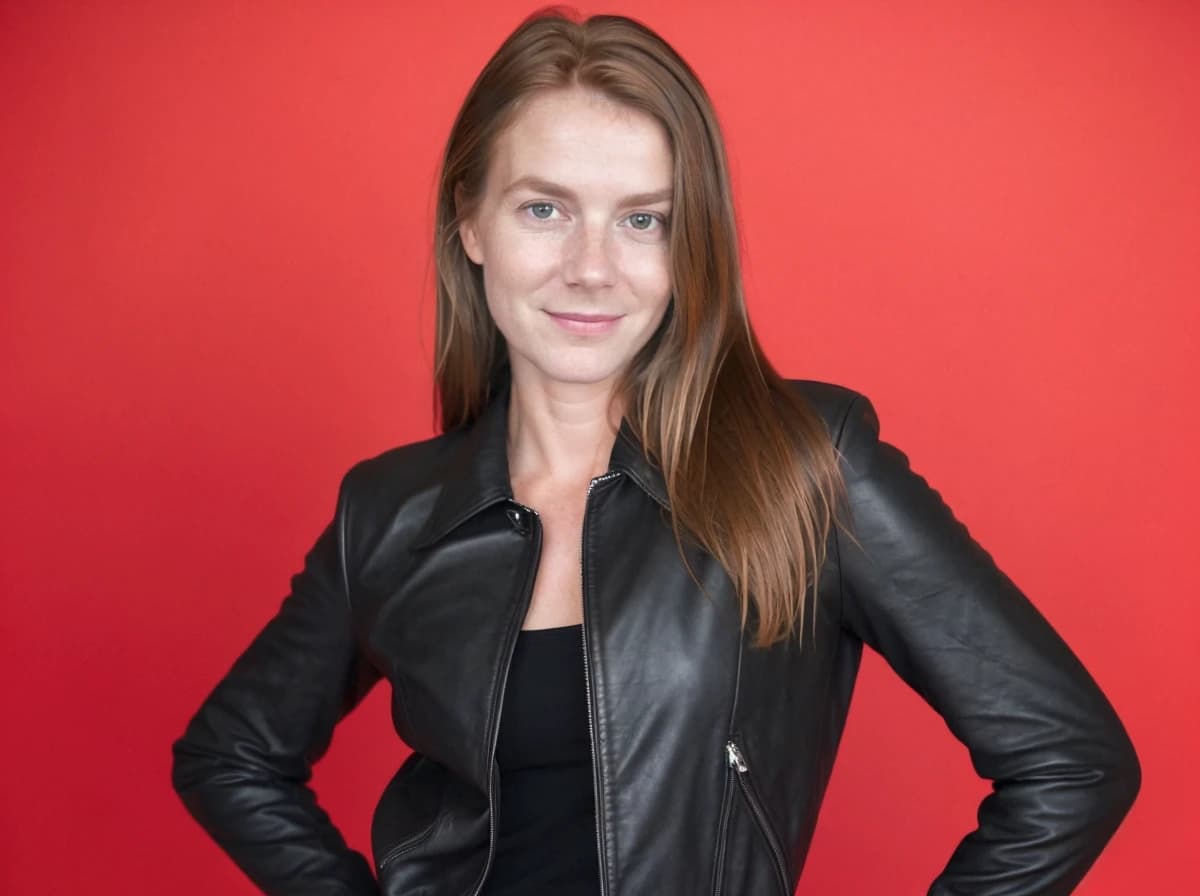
[545,310,625,335]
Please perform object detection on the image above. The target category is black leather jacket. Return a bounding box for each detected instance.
[171,378,1140,896]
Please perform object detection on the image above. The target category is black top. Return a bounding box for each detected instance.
[478,623,602,896]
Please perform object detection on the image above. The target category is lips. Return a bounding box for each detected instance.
[547,311,623,322]
[546,310,624,335]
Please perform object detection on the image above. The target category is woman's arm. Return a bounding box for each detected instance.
[834,393,1140,895]
[170,470,382,895]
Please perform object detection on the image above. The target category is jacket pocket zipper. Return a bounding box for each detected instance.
[377,815,440,871]
[725,739,790,896]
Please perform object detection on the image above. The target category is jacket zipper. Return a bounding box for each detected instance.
[581,470,622,896]
[378,813,439,871]
[467,499,543,896]
[725,740,790,896]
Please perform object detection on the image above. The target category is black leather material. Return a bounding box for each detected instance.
[171,377,1140,895]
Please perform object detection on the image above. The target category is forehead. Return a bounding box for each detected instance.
[488,88,673,194]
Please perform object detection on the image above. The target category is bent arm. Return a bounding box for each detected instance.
[833,393,1140,895]
[171,472,382,895]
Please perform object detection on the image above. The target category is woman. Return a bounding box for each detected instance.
[171,9,1140,896]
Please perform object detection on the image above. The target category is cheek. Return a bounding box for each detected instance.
[486,232,561,292]
[622,245,672,299]
[481,245,558,332]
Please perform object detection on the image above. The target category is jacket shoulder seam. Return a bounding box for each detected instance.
[831,393,865,631]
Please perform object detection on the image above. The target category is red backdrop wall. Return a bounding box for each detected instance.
[3,2,1196,893]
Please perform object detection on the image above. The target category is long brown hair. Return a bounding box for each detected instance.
[433,7,851,648]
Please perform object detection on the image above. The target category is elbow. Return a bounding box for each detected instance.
[170,727,299,806]
[1081,722,1142,830]
[1102,735,1141,821]
[170,725,238,801]
[170,733,209,799]
[169,734,217,830]
[169,732,254,829]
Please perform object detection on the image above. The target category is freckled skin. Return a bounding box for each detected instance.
[458,86,675,393]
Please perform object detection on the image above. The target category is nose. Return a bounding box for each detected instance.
[562,220,617,289]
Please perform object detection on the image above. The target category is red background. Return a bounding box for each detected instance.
[3,2,1196,893]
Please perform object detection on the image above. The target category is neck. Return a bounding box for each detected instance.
[505,368,624,487]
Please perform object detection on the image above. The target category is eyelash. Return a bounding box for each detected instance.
[520,201,669,233]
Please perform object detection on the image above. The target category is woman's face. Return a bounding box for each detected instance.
[459,86,674,395]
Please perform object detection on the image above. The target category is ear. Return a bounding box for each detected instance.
[455,183,484,266]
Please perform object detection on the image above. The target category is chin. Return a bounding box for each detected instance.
[530,356,630,387]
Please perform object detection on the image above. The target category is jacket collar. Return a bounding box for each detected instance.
[412,375,670,549]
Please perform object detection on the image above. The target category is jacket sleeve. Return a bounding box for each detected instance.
[171,469,383,895]
[833,393,1140,895]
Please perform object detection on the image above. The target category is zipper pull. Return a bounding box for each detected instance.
[725,741,748,773]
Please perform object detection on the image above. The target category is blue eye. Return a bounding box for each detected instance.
[628,212,664,232]
[526,203,555,220]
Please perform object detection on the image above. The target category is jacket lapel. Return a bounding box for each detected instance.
[412,375,669,550]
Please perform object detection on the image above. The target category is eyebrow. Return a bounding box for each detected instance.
[500,175,673,206]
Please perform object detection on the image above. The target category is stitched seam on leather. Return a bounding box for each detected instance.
[727,618,744,739]
[619,465,670,511]
[831,393,862,630]
[709,762,734,896]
